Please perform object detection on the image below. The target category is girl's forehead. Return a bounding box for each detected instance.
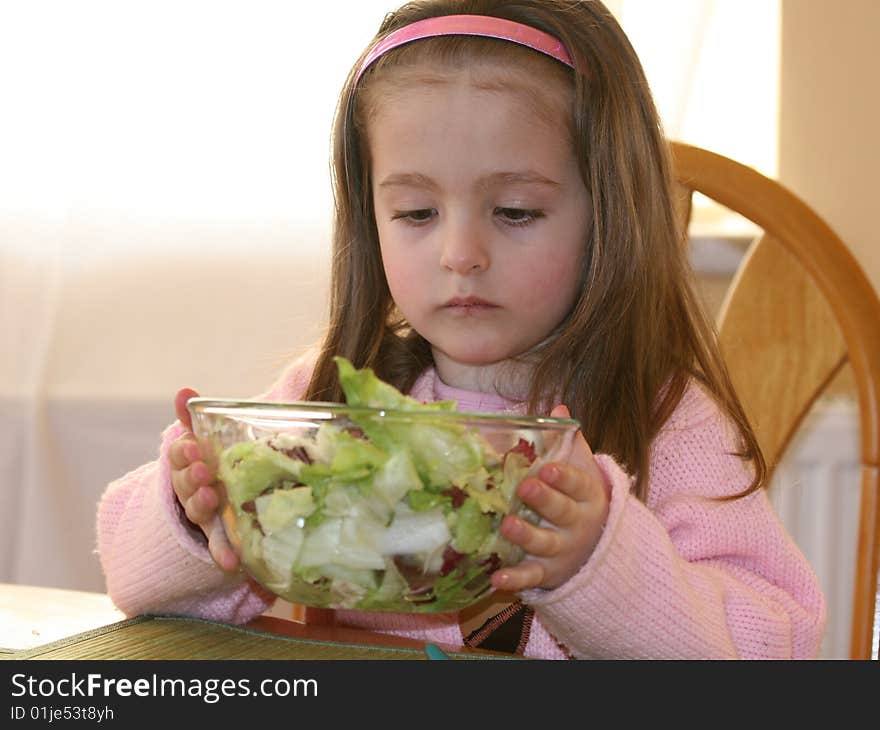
[372,58,567,95]
[366,71,579,184]
[364,61,573,133]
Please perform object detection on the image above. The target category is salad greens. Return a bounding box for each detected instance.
[217,357,540,612]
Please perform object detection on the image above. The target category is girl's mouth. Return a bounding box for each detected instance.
[443,296,499,311]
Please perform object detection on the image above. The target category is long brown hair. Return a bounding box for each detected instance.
[305,0,765,501]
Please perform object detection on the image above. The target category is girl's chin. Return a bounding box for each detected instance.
[430,340,536,369]
[419,324,546,367]
[432,345,510,367]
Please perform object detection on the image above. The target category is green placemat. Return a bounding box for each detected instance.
[5,616,515,660]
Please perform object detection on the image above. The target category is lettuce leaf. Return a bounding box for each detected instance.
[220,356,543,612]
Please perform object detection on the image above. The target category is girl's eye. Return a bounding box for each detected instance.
[391,208,437,225]
[494,207,545,226]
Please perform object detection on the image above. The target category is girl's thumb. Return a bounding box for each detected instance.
[550,403,571,419]
[550,402,596,467]
[175,387,200,432]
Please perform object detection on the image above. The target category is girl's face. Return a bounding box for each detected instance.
[369,65,590,389]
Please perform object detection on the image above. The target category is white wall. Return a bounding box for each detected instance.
[779,0,880,297]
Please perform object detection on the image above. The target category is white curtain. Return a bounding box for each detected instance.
[0,0,778,592]
[616,0,779,176]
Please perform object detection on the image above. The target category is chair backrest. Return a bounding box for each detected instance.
[671,142,880,659]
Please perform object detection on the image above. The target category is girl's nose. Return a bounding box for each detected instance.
[439,222,490,274]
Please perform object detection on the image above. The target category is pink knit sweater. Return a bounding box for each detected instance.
[96,351,826,659]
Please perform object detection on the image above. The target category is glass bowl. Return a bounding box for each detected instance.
[187,398,579,613]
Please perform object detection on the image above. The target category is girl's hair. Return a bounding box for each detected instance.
[305,0,766,501]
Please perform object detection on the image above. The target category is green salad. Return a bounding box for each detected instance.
[218,357,540,612]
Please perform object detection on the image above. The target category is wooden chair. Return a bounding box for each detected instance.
[671,142,880,659]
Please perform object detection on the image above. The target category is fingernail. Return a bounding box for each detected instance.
[519,479,539,499]
[541,465,560,484]
[222,551,238,572]
[504,516,526,539]
[199,485,216,507]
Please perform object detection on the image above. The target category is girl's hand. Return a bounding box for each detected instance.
[491,404,611,592]
[168,387,239,572]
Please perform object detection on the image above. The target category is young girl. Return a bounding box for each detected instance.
[97,0,826,659]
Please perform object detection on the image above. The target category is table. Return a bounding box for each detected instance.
[0,583,516,660]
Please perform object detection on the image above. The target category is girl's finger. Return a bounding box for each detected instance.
[171,464,198,502]
[550,404,600,470]
[170,469,189,503]
[537,462,594,503]
[183,485,219,526]
[492,559,545,593]
[205,516,239,572]
[517,475,575,525]
[172,458,211,502]
[175,387,200,431]
[501,514,562,557]
[168,435,199,470]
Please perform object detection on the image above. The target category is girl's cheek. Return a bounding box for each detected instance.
[382,256,410,289]
[382,257,423,311]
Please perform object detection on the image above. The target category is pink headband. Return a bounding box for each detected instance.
[354,14,574,85]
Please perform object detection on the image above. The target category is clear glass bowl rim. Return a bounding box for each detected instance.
[187,397,580,431]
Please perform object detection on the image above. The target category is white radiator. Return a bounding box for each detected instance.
[767,397,864,659]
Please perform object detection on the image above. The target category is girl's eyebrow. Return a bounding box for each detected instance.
[378,171,561,191]
[480,171,561,191]
[379,172,440,191]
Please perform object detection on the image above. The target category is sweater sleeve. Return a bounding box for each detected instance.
[95,423,272,622]
[520,386,827,659]
[95,348,319,623]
